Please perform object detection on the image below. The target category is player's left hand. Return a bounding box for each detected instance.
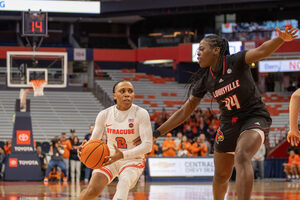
[287,130,300,146]
[103,144,123,166]
[275,26,298,42]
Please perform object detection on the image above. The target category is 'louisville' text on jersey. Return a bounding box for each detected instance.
[106,128,135,135]
[213,80,240,98]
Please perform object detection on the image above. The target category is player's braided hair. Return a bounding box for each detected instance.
[187,34,230,97]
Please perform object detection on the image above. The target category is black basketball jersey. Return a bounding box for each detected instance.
[192,50,271,123]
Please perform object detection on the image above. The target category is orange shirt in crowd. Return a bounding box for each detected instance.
[162,140,177,157]
[4,144,11,154]
[191,143,207,157]
[286,154,300,166]
[60,139,72,159]
[178,141,192,157]
[147,144,159,157]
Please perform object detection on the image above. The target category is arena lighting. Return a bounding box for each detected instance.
[0,0,100,14]
[143,59,173,65]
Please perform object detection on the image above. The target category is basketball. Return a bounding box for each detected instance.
[80,139,110,169]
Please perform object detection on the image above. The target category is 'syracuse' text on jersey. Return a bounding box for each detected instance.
[91,104,153,160]
[192,50,271,123]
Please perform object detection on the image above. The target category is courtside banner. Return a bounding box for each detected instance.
[0,0,100,14]
[148,157,214,177]
[259,59,300,72]
[149,184,213,200]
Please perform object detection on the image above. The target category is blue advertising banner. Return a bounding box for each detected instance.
[5,100,42,181]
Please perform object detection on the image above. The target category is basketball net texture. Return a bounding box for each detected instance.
[30,80,46,96]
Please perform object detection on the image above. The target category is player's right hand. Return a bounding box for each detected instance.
[77,140,87,159]
[287,130,300,146]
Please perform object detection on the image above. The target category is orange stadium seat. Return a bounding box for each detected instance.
[135,95,145,99]
[148,95,155,99]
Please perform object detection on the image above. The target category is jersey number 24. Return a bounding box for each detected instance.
[221,94,241,111]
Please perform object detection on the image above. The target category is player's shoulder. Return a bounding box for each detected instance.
[227,50,247,62]
[132,104,149,116]
[97,106,113,117]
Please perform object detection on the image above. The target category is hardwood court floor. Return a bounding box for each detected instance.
[0,179,299,200]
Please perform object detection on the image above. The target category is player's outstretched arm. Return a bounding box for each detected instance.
[245,27,298,64]
[287,89,300,146]
[154,95,201,138]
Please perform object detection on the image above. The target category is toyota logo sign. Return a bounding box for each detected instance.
[16,130,31,145]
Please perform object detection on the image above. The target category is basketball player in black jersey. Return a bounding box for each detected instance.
[153,27,298,200]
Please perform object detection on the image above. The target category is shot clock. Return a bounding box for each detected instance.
[22,11,48,37]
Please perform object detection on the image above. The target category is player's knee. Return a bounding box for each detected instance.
[118,175,132,187]
[214,169,232,183]
[235,150,251,166]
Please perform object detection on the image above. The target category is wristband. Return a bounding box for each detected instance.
[153,130,161,138]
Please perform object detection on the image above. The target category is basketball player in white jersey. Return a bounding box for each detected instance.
[78,80,153,200]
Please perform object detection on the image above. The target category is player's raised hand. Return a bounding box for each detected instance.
[275,26,298,42]
[103,144,123,166]
[287,130,300,146]
[77,139,87,159]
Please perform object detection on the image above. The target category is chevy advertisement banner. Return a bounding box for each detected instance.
[259,59,300,73]
[148,157,214,177]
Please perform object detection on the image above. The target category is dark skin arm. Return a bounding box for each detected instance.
[157,96,201,136]
[245,27,298,64]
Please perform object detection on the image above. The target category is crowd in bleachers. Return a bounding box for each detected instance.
[149,107,220,157]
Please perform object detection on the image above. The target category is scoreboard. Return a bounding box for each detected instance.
[22,11,48,37]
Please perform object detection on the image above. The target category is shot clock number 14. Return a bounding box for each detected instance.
[22,11,48,37]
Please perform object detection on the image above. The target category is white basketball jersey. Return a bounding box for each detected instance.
[92,104,152,160]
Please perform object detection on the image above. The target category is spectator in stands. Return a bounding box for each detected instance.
[44,139,67,183]
[155,107,170,130]
[152,27,299,199]
[147,142,159,157]
[37,145,48,178]
[0,147,6,180]
[251,144,265,179]
[162,133,177,157]
[84,124,94,183]
[4,139,12,154]
[84,124,94,141]
[183,125,194,141]
[60,132,72,179]
[160,107,170,123]
[283,148,300,181]
[198,116,208,136]
[206,124,217,152]
[177,135,192,157]
[70,136,81,182]
[174,131,183,146]
[69,129,76,145]
[287,88,300,146]
[191,134,208,157]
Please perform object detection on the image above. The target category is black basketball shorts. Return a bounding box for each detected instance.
[214,117,272,153]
